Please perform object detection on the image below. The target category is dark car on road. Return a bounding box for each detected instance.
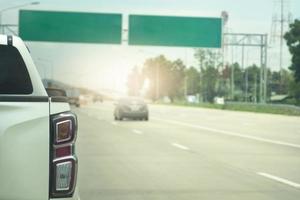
[114,97,149,121]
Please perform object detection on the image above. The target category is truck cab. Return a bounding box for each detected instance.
[0,35,79,200]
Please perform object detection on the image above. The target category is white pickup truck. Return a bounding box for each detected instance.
[0,35,79,200]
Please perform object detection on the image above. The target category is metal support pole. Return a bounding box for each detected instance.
[231,46,234,99]
[245,69,248,102]
[260,35,264,103]
[279,0,284,83]
[254,73,257,103]
[264,34,268,102]
[241,44,245,101]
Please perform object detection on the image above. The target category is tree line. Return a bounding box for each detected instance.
[127,19,300,105]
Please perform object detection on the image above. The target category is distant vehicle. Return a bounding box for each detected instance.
[114,97,149,121]
[67,89,80,107]
[93,94,103,103]
[69,97,80,107]
[77,94,93,106]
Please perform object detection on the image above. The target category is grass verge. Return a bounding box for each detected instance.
[157,101,300,116]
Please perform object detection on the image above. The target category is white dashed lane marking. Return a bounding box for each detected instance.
[257,172,300,188]
[132,129,143,135]
[171,143,190,151]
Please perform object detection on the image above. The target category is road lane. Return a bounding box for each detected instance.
[149,104,300,145]
[151,117,300,149]
[73,102,300,200]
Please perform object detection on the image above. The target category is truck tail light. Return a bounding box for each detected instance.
[54,115,76,145]
[50,112,78,198]
[52,157,77,194]
[55,145,72,158]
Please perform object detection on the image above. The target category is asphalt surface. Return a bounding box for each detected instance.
[73,102,300,200]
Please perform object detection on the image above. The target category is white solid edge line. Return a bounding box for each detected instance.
[152,117,300,149]
[257,172,300,188]
[132,129,143,134]
[172,143,190,151]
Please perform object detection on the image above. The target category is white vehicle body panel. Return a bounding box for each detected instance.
[0,101,50,200]
[0,35,79,200]
[50,101,70,115]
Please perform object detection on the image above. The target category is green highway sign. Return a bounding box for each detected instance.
[129,15,222,48]
[19,10,122,44]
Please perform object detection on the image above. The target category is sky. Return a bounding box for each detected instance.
[0,0,299,93]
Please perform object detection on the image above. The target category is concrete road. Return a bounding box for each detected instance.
[73,102,300,200]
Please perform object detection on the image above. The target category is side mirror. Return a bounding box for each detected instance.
[46,88,67,97]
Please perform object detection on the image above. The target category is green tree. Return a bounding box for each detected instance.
[201,66,219,102]
[288,80,300,105]
[246,64,260,102]
[228,62,244,101]
[269,69,292,95]
[232,63,243,91]
[142,55,186,101]
[284,19,300,82]
[167,59,186,101]
[142,55,169,100]
[194,49,206,69]
[194,49,223,102]
[219,64,231,99]
[127,66,144,96]
[185,67,200,95]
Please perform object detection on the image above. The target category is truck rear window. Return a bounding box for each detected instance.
[0,45,33,94]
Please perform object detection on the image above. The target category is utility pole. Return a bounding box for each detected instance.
[231,46,235,99]
[270,0,292,91]
[260,34,268,103]
[264,34,268,102]
[254,73,257,103]
[260,38,263,103]
[259,35,268,103]
[245,69,248,102]
[241,44,246,101]
[221,11,229,99]
[279,0,284,78]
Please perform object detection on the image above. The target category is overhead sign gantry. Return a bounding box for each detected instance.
[19,10,222,48]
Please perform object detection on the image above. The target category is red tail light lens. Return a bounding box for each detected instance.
[55,145,72,158]
[50,112,78,198]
